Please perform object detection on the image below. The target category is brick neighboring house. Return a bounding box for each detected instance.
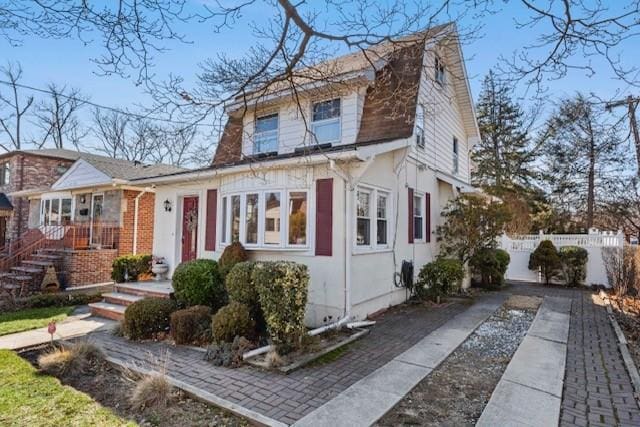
[1,151,184,291]
[0,149,79,249]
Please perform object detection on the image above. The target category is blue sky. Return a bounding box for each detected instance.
[2,1,637,149]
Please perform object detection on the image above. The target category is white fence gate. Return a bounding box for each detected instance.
[500,230,624,287]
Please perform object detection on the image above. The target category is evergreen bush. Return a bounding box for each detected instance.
[170,305,212,345]
[470,248,511,289]
[111,254,152,283]
[123,298,177,340]
[172,259,226,310]
[211,302,255,343]
[559,246,588,287]
[528,240,561,285]
[415,259,465,300]
[218,242,248,277]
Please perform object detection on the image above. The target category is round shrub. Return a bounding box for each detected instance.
[470,248,511,289]
[529,240,561,285]
[252,261,309,350]
[225,261,265,329]
[170,305,212,345]
[212,302,255,343]
[123,298,178,340]
[416,258,464,301]
[559,246,588,287]
[218,242,248,277]
[172,259,226,310]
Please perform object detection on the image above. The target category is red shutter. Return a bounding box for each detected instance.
[425,192,431,243]
[408,187,414,244]
[204,189,217,251]
[315,178,333,256]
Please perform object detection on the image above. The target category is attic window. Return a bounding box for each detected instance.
[435,56,446,85]
[415,104,425,148]
[311,99,341,144]
[254,113,279,154]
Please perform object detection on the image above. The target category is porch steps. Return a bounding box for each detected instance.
[89,282,173,321]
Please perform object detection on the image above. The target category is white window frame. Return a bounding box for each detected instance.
[253,113,279,154]
[435,56,446,86]
[310,98,342,144]
[40,195,74,226]
[415,104,425,148]
[413,192,425,242]
[453,136,459,174]
[218,189,308,250]
[354,184,392,253]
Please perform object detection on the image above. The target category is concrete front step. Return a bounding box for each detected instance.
[22,260,56,267]
[89,302,126,321]
[103,292,143,306]
[115,282,172,299]
[11,266,43,275]
[32,254,63,261]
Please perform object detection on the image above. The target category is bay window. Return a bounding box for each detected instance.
[356,186,390,249]
[219,190,308,249]
[40,196,73,226]
[311,98,341,143]
[254,113,278,154]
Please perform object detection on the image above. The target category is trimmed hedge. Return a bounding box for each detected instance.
[416,259,464,300]
[112,254,152,283]
[225,261,265,331]
[211,302,255,343]
[172,259,226,310]
[252,261,309,350]
[218,242,248,277]
[470,248,511,289]
[170,305,212,345]
[559,246,588,287]
[123,298,178,340]
[23,292,103,309]
[529,240,561,285]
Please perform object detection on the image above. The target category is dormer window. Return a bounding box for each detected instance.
[254,113,279,154]
[311,98,341,144]
[435,56,446,85]
[415,104,425,148]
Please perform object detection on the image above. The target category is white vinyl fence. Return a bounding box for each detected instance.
[500,229,624,287]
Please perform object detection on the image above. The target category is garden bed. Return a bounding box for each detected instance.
[245,327,368,373]
[376,295,541,426]
[18,344,247,427]
[608,294,640,370]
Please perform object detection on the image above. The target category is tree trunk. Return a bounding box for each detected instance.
[586,136,596,229]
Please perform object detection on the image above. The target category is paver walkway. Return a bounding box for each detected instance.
[87,296,476,425]
[508,283,640,427]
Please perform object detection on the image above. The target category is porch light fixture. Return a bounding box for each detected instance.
[164,199,172,212]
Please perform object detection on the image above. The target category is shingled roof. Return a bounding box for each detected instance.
[211,26,446,167]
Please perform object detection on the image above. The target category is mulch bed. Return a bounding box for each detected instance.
[609,294,640,370]
[376,296,540,426]
[19,345,247,427]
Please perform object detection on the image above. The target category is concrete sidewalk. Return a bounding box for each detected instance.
[292,296,504,427]
[0,312,116,350]
[477,296,572,427]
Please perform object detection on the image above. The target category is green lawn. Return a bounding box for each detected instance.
[0,350,135,427]
[0,306,76,336]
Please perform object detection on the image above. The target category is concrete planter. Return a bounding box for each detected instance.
[151,262,169,281]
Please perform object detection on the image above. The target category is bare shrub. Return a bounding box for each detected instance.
[265,350,284,368]
[602,246,638,296]
[38,341,104,377]
[130,373,173,410]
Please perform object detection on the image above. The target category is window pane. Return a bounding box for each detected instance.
[61,199,72,224]
[414,196,422,216]
[50,199,60,225]
[377,220,387,245]
[311,120,340,143]
[312,99,340,122]
[357,191,370,217]
[264,192,281,245]
[245,193,259,244]
[357,218,370,246]
[221,197,228,243]
[377,194,387,219]
[231,195,240,243]
[414,217,423,240]
[254,114,279,154]
[288,192,307,245]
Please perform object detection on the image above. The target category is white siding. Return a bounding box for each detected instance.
[52,159,111,190]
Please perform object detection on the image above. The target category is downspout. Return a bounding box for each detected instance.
[132,188,148,255]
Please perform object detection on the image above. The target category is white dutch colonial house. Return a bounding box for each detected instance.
[133,24,480,326]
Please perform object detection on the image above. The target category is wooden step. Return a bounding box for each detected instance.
[22,260,55,267]
[32,254,63,261]
[89,302,126,321]
[11,266,42,274]
[102,292,143,306]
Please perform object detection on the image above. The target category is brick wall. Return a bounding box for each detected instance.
[119,190,155,256]
[0,154,74,242]
[62,249,118,287]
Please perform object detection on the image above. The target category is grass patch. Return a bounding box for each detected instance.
[309,343,351,366]
[0,349,134,426]
[0,306,75,336]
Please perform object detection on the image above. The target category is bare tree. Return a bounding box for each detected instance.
[34,84,88,149]
[149,125,199,168]
[92,108,129,159]
[0,62,34,151]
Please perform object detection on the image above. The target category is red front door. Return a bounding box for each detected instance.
[181,196,199,262]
